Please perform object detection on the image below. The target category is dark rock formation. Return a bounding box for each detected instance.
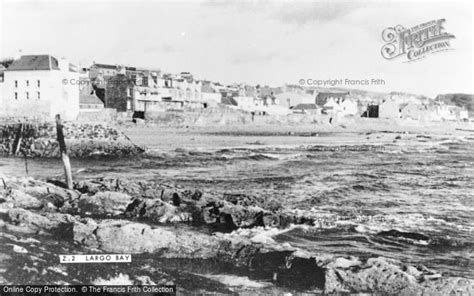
[0,122,144,158]
[0,176,472,295]
[378,229,430,242]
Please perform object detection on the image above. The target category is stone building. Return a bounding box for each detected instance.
[1,54,79,120]
[105,74,134,112]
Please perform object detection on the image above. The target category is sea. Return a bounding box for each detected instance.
[0,132,473,293]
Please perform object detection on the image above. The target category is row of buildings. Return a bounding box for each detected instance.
[365,95,469,121]
[0,54,470,121]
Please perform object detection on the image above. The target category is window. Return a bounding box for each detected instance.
[26,92,29,99]
[37,80,40,87]
[26,80,29,87]
[14,92,18,100]
[37,92,40,100]
[14,81,18,88]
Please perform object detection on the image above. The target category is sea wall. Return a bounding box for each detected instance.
[0,121,144,158]
[144,108,336,127]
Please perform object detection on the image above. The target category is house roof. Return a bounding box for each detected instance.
[272,87,283,95]
[221,97,238,106]
[316,91,349,106]
[293,103,319,110]
[340,98,357,105]
[80,93,104,105]
[259,86,274,98]
[317,91,349,98]
[68,63,78,73]
[7,55,60,71]
[92,63,117,70]
[201,83,215,93]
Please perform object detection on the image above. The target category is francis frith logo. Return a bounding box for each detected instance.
[381,19,455,62]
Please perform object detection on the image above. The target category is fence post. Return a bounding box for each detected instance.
[13,123,24,155]
[55,114,73,189]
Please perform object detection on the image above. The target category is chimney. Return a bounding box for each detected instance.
[59,56,69,72]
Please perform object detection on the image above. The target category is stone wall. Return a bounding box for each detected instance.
[0,121,144,158]
[76,108,118,122]
[144,107,338,127]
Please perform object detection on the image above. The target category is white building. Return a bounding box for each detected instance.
[340,98,359,116]
[1,55,79,120]
[459,109,469,120]
[379,98,401,119]
[201,82,222,105]
[233,96,256,111]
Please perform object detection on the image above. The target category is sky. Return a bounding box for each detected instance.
[0,0,473,97]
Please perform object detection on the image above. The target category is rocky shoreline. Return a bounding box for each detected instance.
[0,122,145,158]
[0,176,472,294]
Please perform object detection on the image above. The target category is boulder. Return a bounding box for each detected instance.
[124,198,189,223]
[322,257,474,295]
[6,208,75,237]
[421,277,473,295]
[73,219,242,258]
[74,192,132,216]
[5,190,42,209]
[72,218,99,248]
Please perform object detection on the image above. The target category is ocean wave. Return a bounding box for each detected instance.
[198,274,273,288]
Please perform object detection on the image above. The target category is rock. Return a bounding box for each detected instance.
[172,193,181,206]
[6,208,75,236]
[72,218,99,248]
[135,275,157,285]
[0,122,143,158]
[75,192,132,216]
[197,199,279,231]
[324,257,423,294]
[74,219,230,257]
[124,198,189,223]
[7,208,58,231]
[222,193,266,208]
[6,190,42,209]
[326,257,362,269]
[421,277,474,295]
[24,183,81,206]
[378,229,430,242]
[11,244,28,254]
[74,180,104,194]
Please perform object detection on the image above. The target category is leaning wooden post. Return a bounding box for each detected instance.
[13,123,24,155]
[55,114,73,189]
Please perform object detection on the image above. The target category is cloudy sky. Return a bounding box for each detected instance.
[0,0,472,97]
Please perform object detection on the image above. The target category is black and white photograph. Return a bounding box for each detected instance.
[0,0,473,295]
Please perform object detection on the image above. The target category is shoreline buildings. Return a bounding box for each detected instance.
[0,54,471,122]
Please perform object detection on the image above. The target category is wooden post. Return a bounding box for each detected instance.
[12,123,24,155]
[23,152,29,175]
[55,114,73,189]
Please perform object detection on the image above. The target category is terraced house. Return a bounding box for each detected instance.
[0,54,80,120]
